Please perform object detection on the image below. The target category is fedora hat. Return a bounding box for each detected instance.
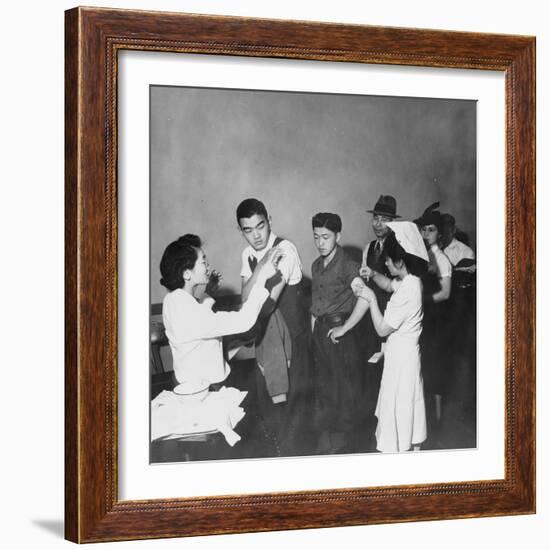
[366,195,401,218]
[414,201,443,230]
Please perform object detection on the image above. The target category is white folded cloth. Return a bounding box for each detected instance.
[151,386,247,446]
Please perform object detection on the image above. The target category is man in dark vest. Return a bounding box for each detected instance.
[236,198,313,456]
[359,195,401,447]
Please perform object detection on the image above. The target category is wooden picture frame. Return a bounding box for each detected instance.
[65,6,535,543]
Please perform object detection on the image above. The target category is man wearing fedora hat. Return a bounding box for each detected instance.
[360,195,401,339]
[358,195,401,446]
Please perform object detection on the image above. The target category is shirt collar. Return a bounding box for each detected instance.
[321,244,343,270]
[375,236,387,249]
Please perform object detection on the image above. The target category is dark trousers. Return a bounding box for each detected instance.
[255,329,315,456]
[421,303,453,397]
[446,287,477,421]
[311,316,362,445]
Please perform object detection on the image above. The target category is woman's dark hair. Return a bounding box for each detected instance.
[384,232,428,278]
[414,201,443,233]
[417,212,443,233]
[159,234,202,291]
[236,198,268,224]
[312,212,342,233]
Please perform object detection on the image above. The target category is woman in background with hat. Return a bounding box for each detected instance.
[352,222,429,453]
[415,203,453,427]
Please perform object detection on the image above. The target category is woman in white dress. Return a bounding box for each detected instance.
[353,222,429,452]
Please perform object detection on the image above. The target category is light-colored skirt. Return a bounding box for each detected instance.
[375,335,427,453]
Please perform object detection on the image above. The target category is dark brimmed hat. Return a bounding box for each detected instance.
[366,195,401,218]
[414,201,443,230]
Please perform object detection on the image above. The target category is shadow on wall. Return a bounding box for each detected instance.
[150,86,476,304]
[342,245,363,265]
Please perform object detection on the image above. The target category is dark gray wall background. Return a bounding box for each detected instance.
[151,86,476,304]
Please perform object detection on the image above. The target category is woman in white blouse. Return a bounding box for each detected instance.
[353,222,429,452]
[160,234,282,394]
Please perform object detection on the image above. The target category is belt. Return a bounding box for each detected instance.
[316,312,350,327]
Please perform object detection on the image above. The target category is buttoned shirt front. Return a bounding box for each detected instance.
[311,246,360,317]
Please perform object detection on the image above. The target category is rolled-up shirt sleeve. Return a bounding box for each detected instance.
[165,285,269,343]
[436,253,452,279]
[277,241,302,284]
[344,257,361,286]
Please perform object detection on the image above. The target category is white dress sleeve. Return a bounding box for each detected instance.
[384,281,412,330]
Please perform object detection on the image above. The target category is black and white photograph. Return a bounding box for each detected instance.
[4,0,545,548]
[149,85,477,463]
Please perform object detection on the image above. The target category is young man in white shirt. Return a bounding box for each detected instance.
[237,198,313,456]
[440,213,476,271]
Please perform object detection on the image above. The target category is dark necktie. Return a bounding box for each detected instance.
[248,256,258,273]
[374,241,382,258]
